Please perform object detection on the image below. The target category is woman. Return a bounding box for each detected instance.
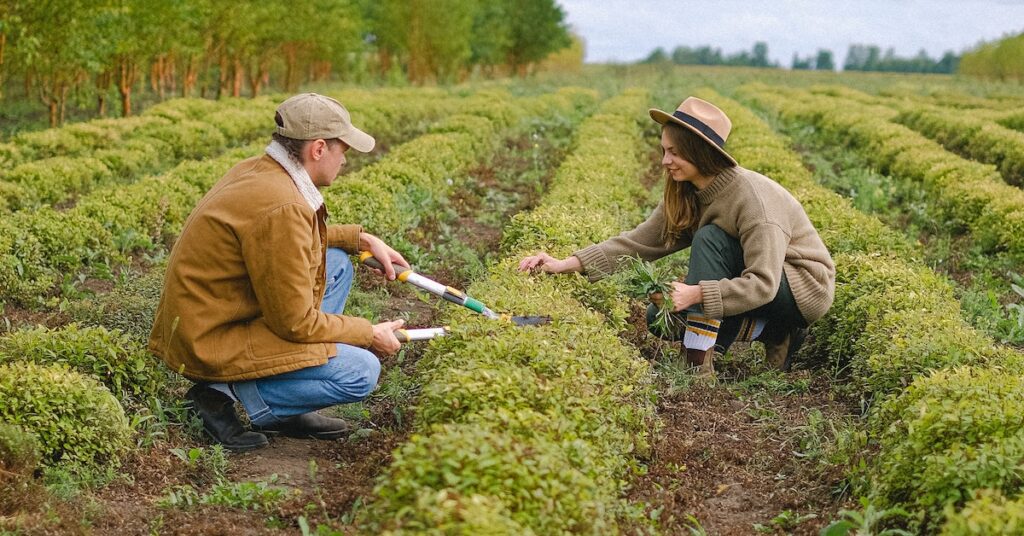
[518,97,835,377]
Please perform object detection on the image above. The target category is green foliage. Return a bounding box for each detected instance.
[365,89,654,533]
[0,323,170,410]
[869,367,1024,532]
[613,255,680,335]
[158,475,290,511]
[820,497,912,536]
[941,489,1024,535]
[378,489,531,535]
[0,361,131,470]
[368,424,610,534]
[169,445,227,487]
[959,31,1024,81]
[0,424,43,515]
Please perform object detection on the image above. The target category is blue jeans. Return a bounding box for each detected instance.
[233,248,381,427]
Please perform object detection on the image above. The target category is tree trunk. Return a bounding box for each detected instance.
[231,57,243,97]
[182,57,197,98]
[283,44,298,92]
[118,57,136,117]
[217,54,229,99]
[0,32,6,100]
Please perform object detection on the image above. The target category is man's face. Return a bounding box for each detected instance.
[308,139,350,187]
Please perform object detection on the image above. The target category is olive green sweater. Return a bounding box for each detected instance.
[573,166,835,323]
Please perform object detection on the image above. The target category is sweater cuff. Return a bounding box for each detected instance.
[337,316,374,347]
[698,280,724,319]
[327,224,363,253]
[572,244,614,282]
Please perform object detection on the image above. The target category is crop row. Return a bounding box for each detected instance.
[0,88,597,480]
[362,90,657,534]
[727,87,1024,533]
[804,85,1024,188]
[0,88,543,308]
[742,83,1024,263]
[0,89,465,213]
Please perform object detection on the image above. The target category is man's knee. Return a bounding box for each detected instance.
[330,348,380,401]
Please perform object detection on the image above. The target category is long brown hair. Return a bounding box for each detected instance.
[661,122,736,245]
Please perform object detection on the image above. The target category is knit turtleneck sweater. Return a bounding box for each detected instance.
[573,166,836,323]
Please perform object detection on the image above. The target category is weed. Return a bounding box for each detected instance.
[754,510,817,533]
[820,497,912,536]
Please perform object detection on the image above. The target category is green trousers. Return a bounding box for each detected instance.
[646,224,807,353]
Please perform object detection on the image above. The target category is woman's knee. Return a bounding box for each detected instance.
[692,224,729,249]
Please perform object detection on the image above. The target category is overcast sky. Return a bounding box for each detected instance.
[557,0,1024,66]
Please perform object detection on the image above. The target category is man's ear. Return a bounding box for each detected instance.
[308,139,327,161]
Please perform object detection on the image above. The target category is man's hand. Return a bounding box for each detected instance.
[517,252,582,274]
[370,319,405,355]
[669,281,703,312]
[360,232,410,281]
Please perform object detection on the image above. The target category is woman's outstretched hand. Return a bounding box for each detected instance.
[517,252,582,274]
[668,281,704,312]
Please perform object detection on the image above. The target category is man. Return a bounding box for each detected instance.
[150,93,407,451]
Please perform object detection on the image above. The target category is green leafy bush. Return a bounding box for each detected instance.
[0,362,130,469]
[0,423,42,514]
[941,489,1024,535]
[0,323,170,410]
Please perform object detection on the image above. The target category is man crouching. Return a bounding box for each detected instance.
[149,93,407,451]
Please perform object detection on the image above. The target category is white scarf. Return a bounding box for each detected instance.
[265,140,324,211]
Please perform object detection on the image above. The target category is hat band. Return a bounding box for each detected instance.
[672,110,725,148]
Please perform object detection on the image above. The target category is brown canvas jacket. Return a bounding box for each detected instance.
[149,154,373,382]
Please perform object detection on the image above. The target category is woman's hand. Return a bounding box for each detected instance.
[517,252,582,274]
[669,281,703,312]
[360,232,410,281]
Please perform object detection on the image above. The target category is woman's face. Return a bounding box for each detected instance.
[660,129,702,183]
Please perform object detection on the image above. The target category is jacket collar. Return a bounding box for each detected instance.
[696,166,740,206]
[265,140,324,211]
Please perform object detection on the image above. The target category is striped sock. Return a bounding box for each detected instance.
[734,318,767,343]
[683,313,722,351]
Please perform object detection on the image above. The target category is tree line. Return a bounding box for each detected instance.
[959,31,1024,81]
[0,0,572,126]
[642,42,960,74]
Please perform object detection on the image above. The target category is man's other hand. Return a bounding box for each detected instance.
[370,319,405,355]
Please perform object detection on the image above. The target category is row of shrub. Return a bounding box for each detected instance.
[0,89,597,482]
[362,90,657,534]
[804,84,1024,189]
[0,88,515,307]
[0,89,467,213]
[743,83,1024,264]
[894,105,1024,187]
[730,86,1024,533]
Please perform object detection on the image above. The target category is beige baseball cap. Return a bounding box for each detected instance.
[274,93,375,153]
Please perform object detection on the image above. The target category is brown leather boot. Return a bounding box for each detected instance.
[253,412,354,440]
[762,326,808,372]
[686,347,716,382]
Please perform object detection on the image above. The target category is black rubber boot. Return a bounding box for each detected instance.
[252,412,353,440]
[185,384,268,452]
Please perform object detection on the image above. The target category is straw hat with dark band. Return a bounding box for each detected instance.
[650,97,738,166]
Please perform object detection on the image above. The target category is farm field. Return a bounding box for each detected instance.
[3,65,1024,535]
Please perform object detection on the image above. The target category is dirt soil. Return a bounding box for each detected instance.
[623,302,859,536]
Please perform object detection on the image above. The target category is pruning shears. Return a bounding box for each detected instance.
[358,251,550,342]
